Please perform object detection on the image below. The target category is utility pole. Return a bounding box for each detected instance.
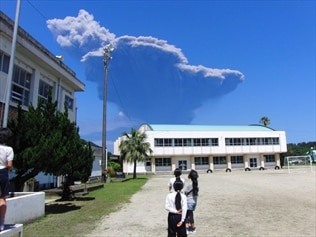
[2,0,21,128]
[102,44,114,182]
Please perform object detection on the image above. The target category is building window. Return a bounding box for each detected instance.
[38,80,53,103]
[164,138,173,147]
[264,155,275,162]
[201,138,210,146]
[174,138,183,147]
[0,51,10,73]
[272,138,279,145]
[183,138,192,146]
[193,138,201,146]
[213,156,227,165]
[225,137,279,146]
[155,139,164,147]
[264,138,271,145]
[11,65,31,106]
[234,138,242,145]
[210,138,219,146]
[225,138,232,146]
[64,95,74,110]
[195,156,209,165]
[155,158,171,167]
[145,158,151,166]
[154,137,219,147]
[231,156,244,164]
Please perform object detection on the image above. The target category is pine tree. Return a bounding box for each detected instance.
[8,93,93,199]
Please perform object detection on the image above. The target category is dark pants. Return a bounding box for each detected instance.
[167,213,187,237]
[186,210,194,224]
[0,168,9,198]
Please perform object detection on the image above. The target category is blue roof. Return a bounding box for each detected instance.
[142,124,275,132]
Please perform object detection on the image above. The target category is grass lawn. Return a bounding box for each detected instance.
[22,175,149,237]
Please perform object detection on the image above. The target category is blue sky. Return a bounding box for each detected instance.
[2,0,315,152]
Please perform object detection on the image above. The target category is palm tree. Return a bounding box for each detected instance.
[119,128,153,179]
[259,116,271,126]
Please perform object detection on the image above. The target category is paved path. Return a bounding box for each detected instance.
[86,169,316,237]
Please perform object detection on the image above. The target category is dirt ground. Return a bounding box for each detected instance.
[86,168,316,237]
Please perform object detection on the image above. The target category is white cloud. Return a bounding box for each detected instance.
[47,9,115,47]
[177,64,245,80]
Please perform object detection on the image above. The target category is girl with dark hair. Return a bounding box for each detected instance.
[165,177,187,237]
[185,169,199,234]
[168,168,185,192]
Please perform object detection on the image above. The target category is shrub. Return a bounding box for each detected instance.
[107,166,116,177]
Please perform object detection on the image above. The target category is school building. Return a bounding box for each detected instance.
[0,11,84,126]
[0,11,91,189]
[114,123,287,173]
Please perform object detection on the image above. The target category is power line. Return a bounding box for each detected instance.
[24,0,140,127]
[25,0,49,20]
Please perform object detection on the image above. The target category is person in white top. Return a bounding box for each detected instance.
[0,128,14,232]
[165,177,187,237]
[168,168,185,192]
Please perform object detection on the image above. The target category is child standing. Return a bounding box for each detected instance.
[168,168,185,192]
[165,177,187,237]
[185,169,199,234]
[0,128,14,232]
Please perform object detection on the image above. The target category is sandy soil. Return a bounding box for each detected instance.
[86,168,316,237]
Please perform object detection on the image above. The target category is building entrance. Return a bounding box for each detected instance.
[249,158,258,168]
[178,160,187,170]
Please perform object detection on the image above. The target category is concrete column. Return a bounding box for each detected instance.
[209,156,214,171]
[275,153,281,167]
[260,154,265,167]
[191,156,195,170]
[244,157,249,169]
[171,159,176,171]
[227,155,232,169]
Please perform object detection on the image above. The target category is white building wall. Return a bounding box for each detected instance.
[0,11,86,188]
[90,145,102,178]
[0,12,84,123]
[124,161,147,174]
[114,124,287,174]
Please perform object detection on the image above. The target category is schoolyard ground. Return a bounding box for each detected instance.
[86,168,316,237]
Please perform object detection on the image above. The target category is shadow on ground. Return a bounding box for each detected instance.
[45,202,82,214]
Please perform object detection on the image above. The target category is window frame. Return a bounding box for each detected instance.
[11,65,32,106]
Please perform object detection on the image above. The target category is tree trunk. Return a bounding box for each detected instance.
[133,160,137,179]
[11,177,25,192]
[61,176,73,200]
[11,169,40,192]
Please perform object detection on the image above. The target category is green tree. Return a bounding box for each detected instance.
[119,128,152,179]
[49,108,94,199]
[259,116,271,126]
[285,142,316,157]
[8,93,94,199]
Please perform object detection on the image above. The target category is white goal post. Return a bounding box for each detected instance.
[284,155,314,174]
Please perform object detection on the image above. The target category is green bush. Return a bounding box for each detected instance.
[108,161,121,172]
[107,166,116,177]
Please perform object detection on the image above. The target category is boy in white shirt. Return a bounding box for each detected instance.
[165,177,187,237]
